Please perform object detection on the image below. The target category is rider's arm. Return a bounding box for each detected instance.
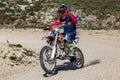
[69,13,78,24]
[51,18,61,29]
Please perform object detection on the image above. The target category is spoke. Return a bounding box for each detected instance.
[42,48,56,70]
[74,49,84,68]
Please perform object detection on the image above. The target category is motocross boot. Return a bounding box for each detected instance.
[68,43,76,62]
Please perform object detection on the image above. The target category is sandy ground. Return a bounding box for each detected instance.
[0,29,120,80]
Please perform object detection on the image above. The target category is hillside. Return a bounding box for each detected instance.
[0,0,120,29]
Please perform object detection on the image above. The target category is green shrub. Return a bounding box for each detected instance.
[9,56,17,61]
[23,48,33,56]
[17,0,29,5]
[0,2,5,7]
[28,12,34,16]
[4,8,14,13]
[9,44,23,48]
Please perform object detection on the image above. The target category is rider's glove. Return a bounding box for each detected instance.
[43,25,52,30]
[68,22,72,25]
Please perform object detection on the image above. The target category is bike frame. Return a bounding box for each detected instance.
[50,32,58,59]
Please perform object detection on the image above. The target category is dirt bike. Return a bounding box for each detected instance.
[39,24,84,74]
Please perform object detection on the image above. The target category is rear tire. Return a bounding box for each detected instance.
[74,47,84,68]
[39,46,56,74]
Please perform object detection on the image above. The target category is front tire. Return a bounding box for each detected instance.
[39,46,56,74]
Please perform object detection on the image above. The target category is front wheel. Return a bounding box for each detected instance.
[39,46,56,74]
[74,47,84,68]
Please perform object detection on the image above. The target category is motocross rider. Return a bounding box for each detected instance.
[45,4,78,60]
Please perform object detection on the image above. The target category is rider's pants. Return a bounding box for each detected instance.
[61,32,76,44]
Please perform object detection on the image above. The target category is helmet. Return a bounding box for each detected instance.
[58,5,68,14]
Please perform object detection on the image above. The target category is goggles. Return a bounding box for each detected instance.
[58,10,65,14]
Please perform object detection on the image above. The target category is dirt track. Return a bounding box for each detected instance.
[0,29,120,80]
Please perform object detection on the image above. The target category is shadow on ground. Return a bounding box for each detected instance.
[43,59,100,77]
[84,59,100,68]
[43,62,77,77]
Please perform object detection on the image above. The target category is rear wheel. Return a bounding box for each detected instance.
[39,46,56,74]
[74,47,84,68]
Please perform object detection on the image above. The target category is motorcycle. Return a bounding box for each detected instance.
[39,23,84,74]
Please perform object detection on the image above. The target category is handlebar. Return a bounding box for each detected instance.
[49,23,66,32]
[51,23,66,29]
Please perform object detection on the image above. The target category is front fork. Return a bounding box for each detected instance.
[50,33,58,59]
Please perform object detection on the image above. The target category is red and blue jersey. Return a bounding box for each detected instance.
[51,13,77,33]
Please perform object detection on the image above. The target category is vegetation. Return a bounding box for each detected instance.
[0,0,120,29]
[0,43,37,67]
[58,0,120,18]
[9,44,23,48]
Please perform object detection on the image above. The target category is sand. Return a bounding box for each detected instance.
[0,29,120,80]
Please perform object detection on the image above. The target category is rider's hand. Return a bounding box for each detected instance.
[68,22,72,25]
[43,25,51,30]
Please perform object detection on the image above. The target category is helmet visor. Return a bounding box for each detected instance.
[58,10,65,15]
